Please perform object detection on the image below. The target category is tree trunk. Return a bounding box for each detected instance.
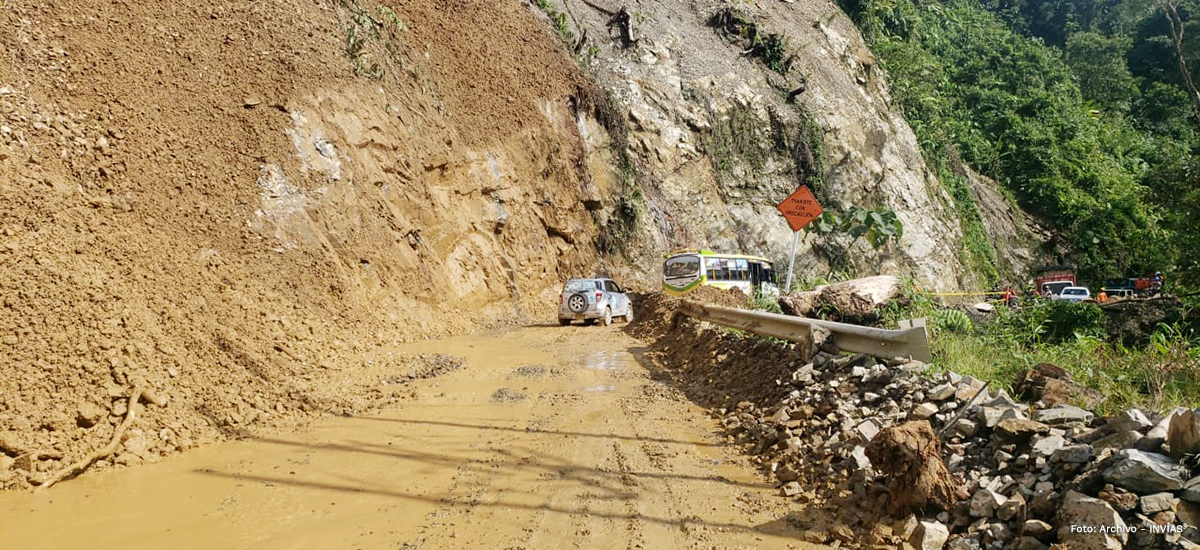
[1162,0,1200,132]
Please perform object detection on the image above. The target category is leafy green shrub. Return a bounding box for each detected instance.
[747,293,783,313]
[1040,301,1106,343]
[984,300,1104,344]
[932,309,973,334]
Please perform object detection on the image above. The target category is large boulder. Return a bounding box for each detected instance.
[779,275,902,324]
[866,420,967,515]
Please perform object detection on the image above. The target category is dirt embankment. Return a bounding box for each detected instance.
[0,0,618,489]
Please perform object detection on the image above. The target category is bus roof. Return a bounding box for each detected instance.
[663,249,772,263]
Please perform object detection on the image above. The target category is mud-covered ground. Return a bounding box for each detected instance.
[0,322,824,550]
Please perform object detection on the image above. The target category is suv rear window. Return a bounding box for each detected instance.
[564,280,598,293]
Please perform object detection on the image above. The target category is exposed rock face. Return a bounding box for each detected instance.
[562,0,1039,290]
[960,165,1050,285]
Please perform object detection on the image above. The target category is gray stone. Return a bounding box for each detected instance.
[1013,536,1048,550]
[952,418,979,437]
[1022,519,1053,539]
[981,406,1025,428]
[1058,490,1127,549]
[947,536,981,550]
[1107,409,1153,433]
[912,520,950,550]
[851,445,871,471]
[997,494,1025,521]
[1031,434,1065,458]
[1140,492,1179,514]
[1142,407,1185,452]
[1170,409,1200,459]
[983,390,1021,409]
[1092,430,1143,451]
[1181,476,1200,503]
[994,418,1050,442]
[984,522,1012,542]
[1051,444,1094,464]
[913,402,939,419]
[970,488,1007,517]
[930,383,956,401]
[955,377,986,401]
[1102,449,1188,494]
[781,481,802,496]
[1035,405,1094,425]
[856,419,880,442]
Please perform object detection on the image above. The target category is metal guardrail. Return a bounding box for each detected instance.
[677,300,932,362]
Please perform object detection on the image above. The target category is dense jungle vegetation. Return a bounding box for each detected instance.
[838,0,1199,287]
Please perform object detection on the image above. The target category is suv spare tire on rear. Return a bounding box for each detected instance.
[567,293,589,314]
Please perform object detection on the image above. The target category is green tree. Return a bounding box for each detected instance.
[1066,32,1140,110]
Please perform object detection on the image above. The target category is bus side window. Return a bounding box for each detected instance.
[706,258,724,281]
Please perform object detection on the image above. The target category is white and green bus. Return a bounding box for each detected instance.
[662,250,780,297]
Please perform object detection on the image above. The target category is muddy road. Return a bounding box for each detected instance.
[0,325,819,549]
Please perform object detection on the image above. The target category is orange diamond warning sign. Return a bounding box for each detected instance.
[776,186,823,231]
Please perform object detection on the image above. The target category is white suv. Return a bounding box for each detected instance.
[1053,286,1091,302]
[558,278,634,326]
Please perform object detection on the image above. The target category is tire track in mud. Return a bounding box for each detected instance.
[0,326,821,550]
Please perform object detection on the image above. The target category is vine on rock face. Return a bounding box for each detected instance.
[707,7,797,75]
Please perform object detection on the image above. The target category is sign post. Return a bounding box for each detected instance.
[775,186,823,293]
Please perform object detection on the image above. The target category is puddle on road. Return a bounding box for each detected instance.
[580,384,616,393]
[579,350,628,371]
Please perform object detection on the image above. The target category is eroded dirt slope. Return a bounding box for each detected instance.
[0,0,623,488]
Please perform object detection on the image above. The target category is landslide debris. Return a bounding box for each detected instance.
[0,0,602,491]
[625,286,746,341]
[636,292,1200,549]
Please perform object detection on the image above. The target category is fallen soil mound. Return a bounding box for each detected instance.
[1101,297,1187,345]
[626,286,746,341]
[0,0,607,490]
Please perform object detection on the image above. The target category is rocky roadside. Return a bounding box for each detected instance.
[638,294,1200,550]
[722,349,1200,549]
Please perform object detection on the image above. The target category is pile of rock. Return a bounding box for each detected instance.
[718,351,1200,549]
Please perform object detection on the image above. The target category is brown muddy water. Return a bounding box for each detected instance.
[0,325,819,549]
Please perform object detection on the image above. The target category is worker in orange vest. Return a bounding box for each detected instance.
[1097,289,1108,303]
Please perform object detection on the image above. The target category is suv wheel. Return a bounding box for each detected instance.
[601,307,612,326]
[567,293,588,314]
[624,307,634,323]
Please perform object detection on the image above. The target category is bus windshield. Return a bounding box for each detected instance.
[664,255,700,279]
